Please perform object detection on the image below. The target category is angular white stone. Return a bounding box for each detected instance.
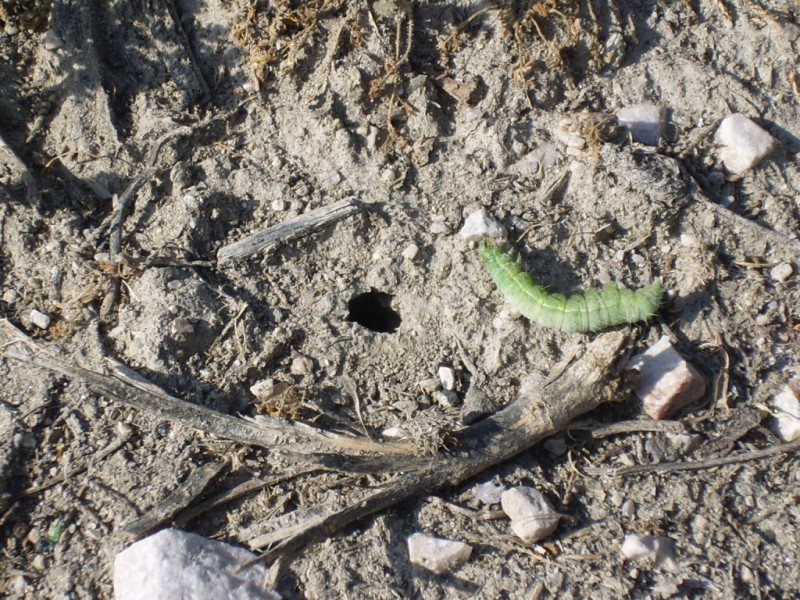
[407,533,472,575]
[290,355,313,376]
[438,366,457,391]
[474,482,505,505]
[500,487,561,543]
[458,209,507,242]
[621,534,677,570]
[770,262,793,283]
[249,378,290,401]
[627,336,706,419]
[113,529,277,600]
[715,114,778,174]
[616,104,668,146]
[43,29,64,51]
[29,309,51,330]
[401,243,419,261]
[771,385,800,442]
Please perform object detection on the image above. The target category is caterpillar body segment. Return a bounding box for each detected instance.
[478,241,663,333]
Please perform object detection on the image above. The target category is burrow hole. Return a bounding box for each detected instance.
[347,290,401,333]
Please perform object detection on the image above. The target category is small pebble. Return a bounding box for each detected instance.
[627,336,706,419]
[381,426,406,439]
[679,233,696,248]
[3,289,19,304]
[755,313,771,327]
[501,487,561,543]
[290,355,314,377]
[543,437,567,456]
[770,262,793,283]
[249,379,290,401]
[430,219,450,235]
[474,481,506,505]
[458,209,507,242]
[407,533,472,575]
[460,387,496,425]
[30,309,51,329]
[271,199,287,211]
[437,366,457,391]
[417,378,441,394]
[401,243,419,261]
[631,253,646,266]
[616,104,669,146]
[43,29,64,51]
[620,534,677,570]
[433,390,460,408]
[170,318,194,338]
[715,113,778,174]
[771,385,800,442]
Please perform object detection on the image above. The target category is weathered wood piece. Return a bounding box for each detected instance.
[0,320,413,461]
[216,197,361,265]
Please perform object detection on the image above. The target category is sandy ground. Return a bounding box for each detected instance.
[1,1,799,598]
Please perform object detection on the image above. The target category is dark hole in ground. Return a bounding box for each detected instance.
[347,290,401,333]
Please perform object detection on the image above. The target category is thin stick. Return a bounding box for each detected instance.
[216,197,361,264]
[584,438,800,478]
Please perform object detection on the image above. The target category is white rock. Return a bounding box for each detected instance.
[770,262,793,283]
[715,114,778,174]
[474,482,506,505]
[627,336,706,419]
[249,379,290,401]
[616,104,669,146]
[30,309,51,330]
[381,426,407,439]
[500,487,561,543]
[679,233,696,248]
[43,29,64,51]
[407,533,472,575]
[113,529,277,600]
[620,534,677,570]
[771,385,800,442]
[3,289,19,304]
[401,243,420,261]
[430,219,450,235]
[438,366,457,391]
[458,209,507,242]
[270,199,287,211]
[290,355,314,376]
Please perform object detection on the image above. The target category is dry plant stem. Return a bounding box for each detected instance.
[242,332,629,569]
[585,438,800,478]
[568,419,685,439]
[216,197,361,264]
[119,460,229,541]
[0,320,414,459]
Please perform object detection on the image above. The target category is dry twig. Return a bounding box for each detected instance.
[216,197,361,264]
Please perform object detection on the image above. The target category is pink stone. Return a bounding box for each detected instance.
[627,336,706,420]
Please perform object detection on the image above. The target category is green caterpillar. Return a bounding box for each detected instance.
[479,241,663,333]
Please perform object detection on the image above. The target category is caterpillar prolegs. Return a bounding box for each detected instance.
[479,241,663,333]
